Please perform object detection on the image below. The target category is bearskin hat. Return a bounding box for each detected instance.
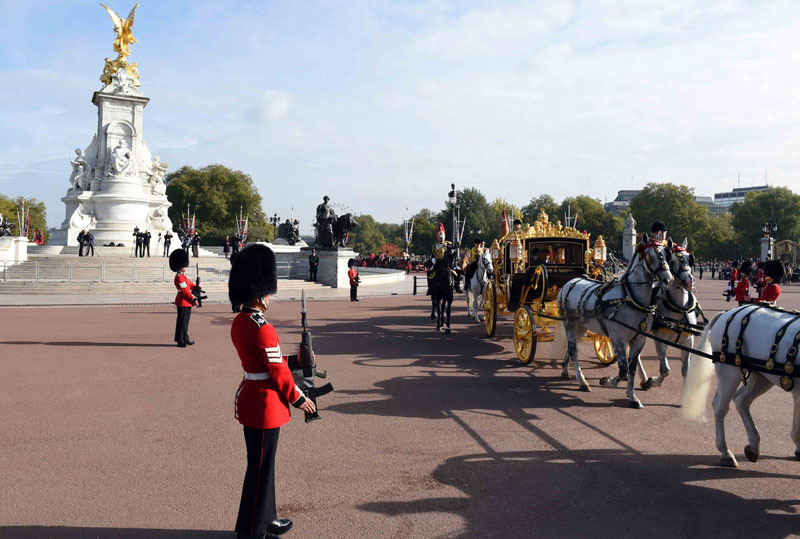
[764,259,785,282]
[228,244,278,305]
[348,258,356,267]
[740,260,752,275]
[731,260,739,268]
[513,219,522,226]
[169,248,190,272]
[651,221,666,233]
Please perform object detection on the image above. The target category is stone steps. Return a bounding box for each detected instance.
[0,279,327,295]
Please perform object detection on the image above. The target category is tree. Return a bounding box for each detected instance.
[0,195,48,243]
[559,196,624,250]
[628,183,709,249]
[438,187,494,248]
[486,198,524,240]
[731,187,800,257]
[348,214,385,255]
[521,194,559,225]
[695,213,736,260]
[380,243,403,257]
[165,165,268,244]
[408,212,436,256]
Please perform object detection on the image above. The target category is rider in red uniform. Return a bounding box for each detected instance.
[170,248,197,347]
[757,259,783,305]
[229,244,316,539]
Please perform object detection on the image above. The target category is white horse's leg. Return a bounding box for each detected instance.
[681,336,693,378]
[790,389,800,460]
[644,339,674,389]
[465,286,473,318]
[712,365,742,467]
[599,339,628,388]
[733,373,773,462]
[626,335,647,408]
[571,324,591,392]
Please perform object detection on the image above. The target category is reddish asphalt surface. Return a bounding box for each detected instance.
[1,277,799,538]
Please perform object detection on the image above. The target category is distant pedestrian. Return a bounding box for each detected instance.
[143,230,151,257]
[163,230,172,256]
[86,231,95,257]
[698,265,704,279]
[77,229,86,257]
[231,233,240,256]
[308,249,319,281]
[711,264,716,279]
[134,227,142,257]
[348,258,360,302]
[223,236,230,259]
[191,234,200,258]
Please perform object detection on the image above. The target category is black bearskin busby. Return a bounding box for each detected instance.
[169,248,190,272]
[764,259,785,282]
[739,260,752,275]
[651,221,666,234]
[228,244,278,306]
[474,237,483,245]
[348,258,356,268]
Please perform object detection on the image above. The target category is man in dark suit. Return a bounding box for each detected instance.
[308,249,319,281]
[163,230,173,256]
[134,227,142,257]
[143,230,151,257]
[77,229,86,257]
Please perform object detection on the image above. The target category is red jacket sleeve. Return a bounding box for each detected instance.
[734,278,749,300]
[257,324,302,405]
[759,283,780,303]
[175,274,196,303]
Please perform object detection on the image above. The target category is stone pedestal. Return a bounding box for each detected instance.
[301,247,354,288]
[622,229,637,261]
[760,236,774,261]
[0,236,28,267]
[50,75,172,247]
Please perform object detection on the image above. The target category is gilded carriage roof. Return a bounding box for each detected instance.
[498,209,590,245]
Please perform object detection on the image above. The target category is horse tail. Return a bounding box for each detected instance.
[681,311,722,422]
[552,321,568,360]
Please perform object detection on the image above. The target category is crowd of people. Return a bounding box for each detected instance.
[695,258,796,286]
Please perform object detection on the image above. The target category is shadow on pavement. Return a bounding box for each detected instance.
[0,527,231,539]
[360,448,800,539]
[0,341,176,348]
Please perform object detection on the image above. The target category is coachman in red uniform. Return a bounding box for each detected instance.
[757,259,784,305]
[170,248,197,347]
[229,244,316,539]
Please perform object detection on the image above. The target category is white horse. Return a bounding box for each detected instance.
[554,235,674,407]
[637,239,700,390]
[682,305,800,467]
[465,249,494,323]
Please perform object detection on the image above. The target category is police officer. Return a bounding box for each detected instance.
[228,244,316,539]
[231,233,241,256]
[308,249,319,282]
[191,234,201,258]
[163,230,172,257]
[143,229,151,257]
[170,248,197,347]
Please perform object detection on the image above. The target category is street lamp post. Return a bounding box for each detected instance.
[269,213,280,239]
[448,183,466,257]
[761,220,778,261]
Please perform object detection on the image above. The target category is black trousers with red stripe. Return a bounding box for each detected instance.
[174,306,191,344]
[236,425,280,536]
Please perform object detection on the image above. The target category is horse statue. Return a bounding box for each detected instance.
[634,238,703,390]
[332,213,357,248]
[465,249,493,323]
[683,305,800,468]
[430,246,458,333]
[554,234,674,407]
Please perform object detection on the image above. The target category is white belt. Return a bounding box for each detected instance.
[243,371,271,381]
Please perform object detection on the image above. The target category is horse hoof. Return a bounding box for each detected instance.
[599,376,610,386]
[639,381,650,391]
[561,372,571,381]
[579,384,591,392]
[628,400,643,409]
[744,445,759,463]
[720,456,738,468]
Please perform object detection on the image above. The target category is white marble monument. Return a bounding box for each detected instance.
[50,4,173,248]
[622,213,637,261]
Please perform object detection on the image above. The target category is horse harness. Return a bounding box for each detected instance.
[651,289,708,341]
[714,303,800,391]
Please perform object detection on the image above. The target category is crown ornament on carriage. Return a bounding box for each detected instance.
[99,3,141,88]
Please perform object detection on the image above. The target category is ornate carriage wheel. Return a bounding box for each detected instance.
[513,305,537,365]
[484,280,497,337]
[592,335,616,365]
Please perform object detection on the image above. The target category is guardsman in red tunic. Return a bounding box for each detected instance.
[170,248,197,347]
[229,244,316,539]
[757,259,783,305]
[348,258,360,302]
[733,260,751,305]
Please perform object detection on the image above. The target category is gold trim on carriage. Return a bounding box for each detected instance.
[483,209,615,365]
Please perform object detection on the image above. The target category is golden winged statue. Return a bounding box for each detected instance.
[99,3,141,87]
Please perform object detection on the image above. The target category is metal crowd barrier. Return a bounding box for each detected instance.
[0,260,298,283]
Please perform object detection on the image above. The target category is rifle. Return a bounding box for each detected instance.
[288,290,334,422]
[192,263,208,307]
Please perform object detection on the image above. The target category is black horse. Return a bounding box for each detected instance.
[430,246,458,333]
[332,213,357,247]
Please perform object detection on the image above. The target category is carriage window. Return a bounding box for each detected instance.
[527,242,584,266]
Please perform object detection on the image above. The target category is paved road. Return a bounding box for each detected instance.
[1,277,799,538]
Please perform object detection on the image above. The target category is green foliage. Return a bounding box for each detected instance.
[521,194,559,225]
[629,182,709,248]
[696,213,736,259]
[165,164,267,245]
[559,195,624,250]
[409,213,436,256]
[0,195,48,242]
[348,214,386,255]
[731,187,800,256]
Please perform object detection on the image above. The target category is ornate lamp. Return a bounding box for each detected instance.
[593,235,607,264]
[490,239,501,261]
[509,235,524,266]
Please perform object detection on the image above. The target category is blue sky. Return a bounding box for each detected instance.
[2,1,800,231]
